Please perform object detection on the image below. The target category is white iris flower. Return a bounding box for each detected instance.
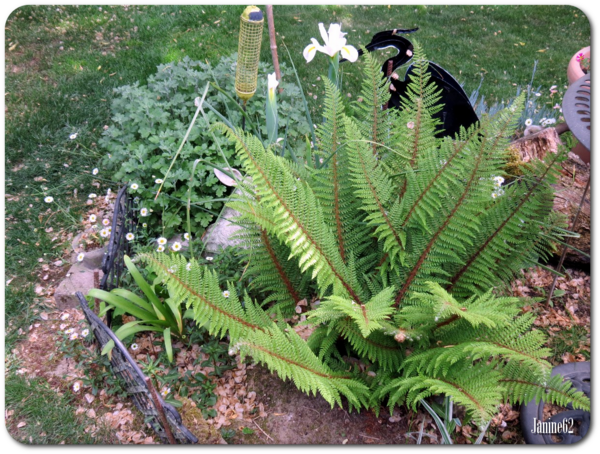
[303,23,358,63]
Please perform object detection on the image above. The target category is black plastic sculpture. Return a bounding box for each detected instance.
[345,28,480,138]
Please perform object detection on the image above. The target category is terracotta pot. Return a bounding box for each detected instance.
[567,46,590,84]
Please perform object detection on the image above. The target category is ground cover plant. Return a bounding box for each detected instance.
[99,55,310,238]
[4,4,591,445]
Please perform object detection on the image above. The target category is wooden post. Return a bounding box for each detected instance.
[145,377,177,444]
[383,60,394,110]
[266,5,282,91]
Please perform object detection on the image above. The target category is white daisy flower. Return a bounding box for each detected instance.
[131,343,139,351]
[92,168,99,175]
[130,183,139,190]
[155,178,163,184]
[81,329,89,337]
[44,196,54,203]
[171,242,182,252]
[160,387,170,397]
[186,263,192,271]
[140,208,149,216]
[492,192,498,199]
[493,176,505,187]
[88,193,97,199]
[157,237,167,246]
[73,382,81,392]
[206,256,213,261]
[157,245,165,252]
[61,313,70,320]
[102,218,110,226]
[89,214,97,223]
[407,121,415,129]
[525,118,533,126]
[77,252,85,262]
[100,228,110,238]
[126,233,135,241]
[65,328,75,334]
[69,133,78,140]
[183,233,190,241]
[142,223,148,228]
[70,332,79,340]
[535,92,541,97]
[223,290,230,298]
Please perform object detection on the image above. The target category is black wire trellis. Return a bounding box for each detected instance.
[77,291,198,444]
[100,185,137,293]
[82,185,197,444]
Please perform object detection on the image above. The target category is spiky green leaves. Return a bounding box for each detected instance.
[308,287,396,337]
[215,123,367,304]
[236,325,369,409]
[352,48,394,156]
[379,362,504,426]
[139,253,271,341]
[400,283,521,332]
[345,116,407,266]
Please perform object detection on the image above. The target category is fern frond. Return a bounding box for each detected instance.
[312,78,374,266]
[393,94,525,306]
[501,362,590,411]
[236,325,369,409]
[214,123,367,304]
[336,318,405,372]
[399,283,519,332]
[313,76,354,262]
[139,253,273,340]
[381,362,503,425]
[309,286,396,337]
[468,312,551,372]
[307,325,342,363]
[353,48,394,156]
[447,143,564,297]
[345,116,407,266]
[387,41,442,184]
[233,217,310,315]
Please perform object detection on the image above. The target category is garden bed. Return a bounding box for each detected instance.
[7,229,590,444]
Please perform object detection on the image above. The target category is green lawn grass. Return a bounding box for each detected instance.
[4,4,591,444]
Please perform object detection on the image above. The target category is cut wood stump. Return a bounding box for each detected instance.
[511,127,590,264]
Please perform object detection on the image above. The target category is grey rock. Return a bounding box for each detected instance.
[54,263,104,309]
[202,210,243,254]
[201,167,247,254]
[77,247,107,270]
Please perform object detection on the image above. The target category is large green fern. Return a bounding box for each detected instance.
[137,43,587,426]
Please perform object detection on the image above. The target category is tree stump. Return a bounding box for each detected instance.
[511,127,590,264]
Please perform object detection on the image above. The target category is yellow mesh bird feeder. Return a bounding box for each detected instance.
[235,6,264,102]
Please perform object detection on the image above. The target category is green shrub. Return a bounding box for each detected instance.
[136,44,589,427]
[99,54,311,239]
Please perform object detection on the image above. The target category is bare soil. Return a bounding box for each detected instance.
[235,365,411,445]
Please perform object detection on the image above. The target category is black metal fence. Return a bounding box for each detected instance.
[80,186,198,444]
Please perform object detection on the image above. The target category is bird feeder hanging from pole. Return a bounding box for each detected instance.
[235,6,264,102]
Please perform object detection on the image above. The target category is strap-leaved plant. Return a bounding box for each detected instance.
[138,44,589,426]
